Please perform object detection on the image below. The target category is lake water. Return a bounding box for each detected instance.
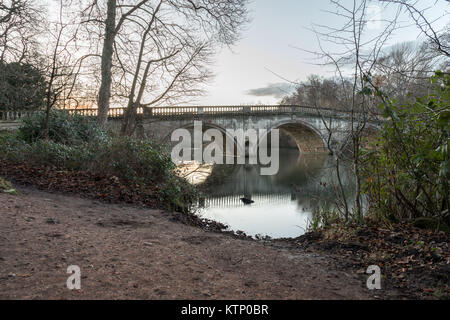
[187,149,355,239]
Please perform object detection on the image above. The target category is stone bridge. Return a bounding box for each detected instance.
[1,105,380,153]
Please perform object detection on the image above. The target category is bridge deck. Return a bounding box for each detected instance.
[0,105,379,122]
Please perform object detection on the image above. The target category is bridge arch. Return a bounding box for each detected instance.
[161,122,229,143]
[161,121,245,158]
[260,119,329,154]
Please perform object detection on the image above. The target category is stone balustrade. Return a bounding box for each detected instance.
[0,105,378,123]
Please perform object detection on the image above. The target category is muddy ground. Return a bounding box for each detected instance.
[0,186,379,300]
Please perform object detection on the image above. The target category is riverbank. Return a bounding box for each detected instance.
[0,172,448,299]
[0,160,219,232]
[279,224,449,300]
[0,186,371,299]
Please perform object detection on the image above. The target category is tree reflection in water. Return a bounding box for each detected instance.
[177,149,355,238]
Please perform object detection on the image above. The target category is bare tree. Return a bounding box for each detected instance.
[284,39,445,108]
[281,75,354,111]
[0,0,43,63]
[303,0,403,220]
[380,0,450,57]
[40,0,99,138]
[80,0,249,126]
[372,40,446,101]
[115,0,217,135]
[80,0,153,125]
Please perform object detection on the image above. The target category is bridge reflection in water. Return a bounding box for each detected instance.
[200,193,293,209]
[187,150,355,239]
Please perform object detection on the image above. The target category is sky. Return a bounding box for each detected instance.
[197,0,450,106]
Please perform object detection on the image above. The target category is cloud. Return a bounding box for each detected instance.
[245,83,294,99]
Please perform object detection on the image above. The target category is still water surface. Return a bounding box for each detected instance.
[186,149,355,239]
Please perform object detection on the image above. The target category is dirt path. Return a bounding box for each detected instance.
[0,187,372,299]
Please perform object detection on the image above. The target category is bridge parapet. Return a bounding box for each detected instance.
[66,105,355,118]
[0,110,38,121]
[145,105,347,118]
[0,105,382,122]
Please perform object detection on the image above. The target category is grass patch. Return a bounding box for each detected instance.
[0,177,18,195]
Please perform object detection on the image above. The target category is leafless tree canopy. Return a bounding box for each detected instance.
[372,41,447,101]
[1,0,250,133]
[282,40,448,109]
[281,75,354,111]
[288,0,449,220]
[77,0,249,126]
[380,0,450,56]
[0,0,43,63]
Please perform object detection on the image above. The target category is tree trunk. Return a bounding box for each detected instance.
[121,102,138,136]
[97,0,116,126]
[353,135,363,220]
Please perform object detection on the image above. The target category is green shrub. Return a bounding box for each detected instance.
[0,131,198,212]
[0,177,18,195]
[362,71,449,226]
[91,137,174,185]
[27,140,80,167]
[18,110,106,145]
[88,137,198,211]
[0,132,32,162]
[0,177,13,191]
